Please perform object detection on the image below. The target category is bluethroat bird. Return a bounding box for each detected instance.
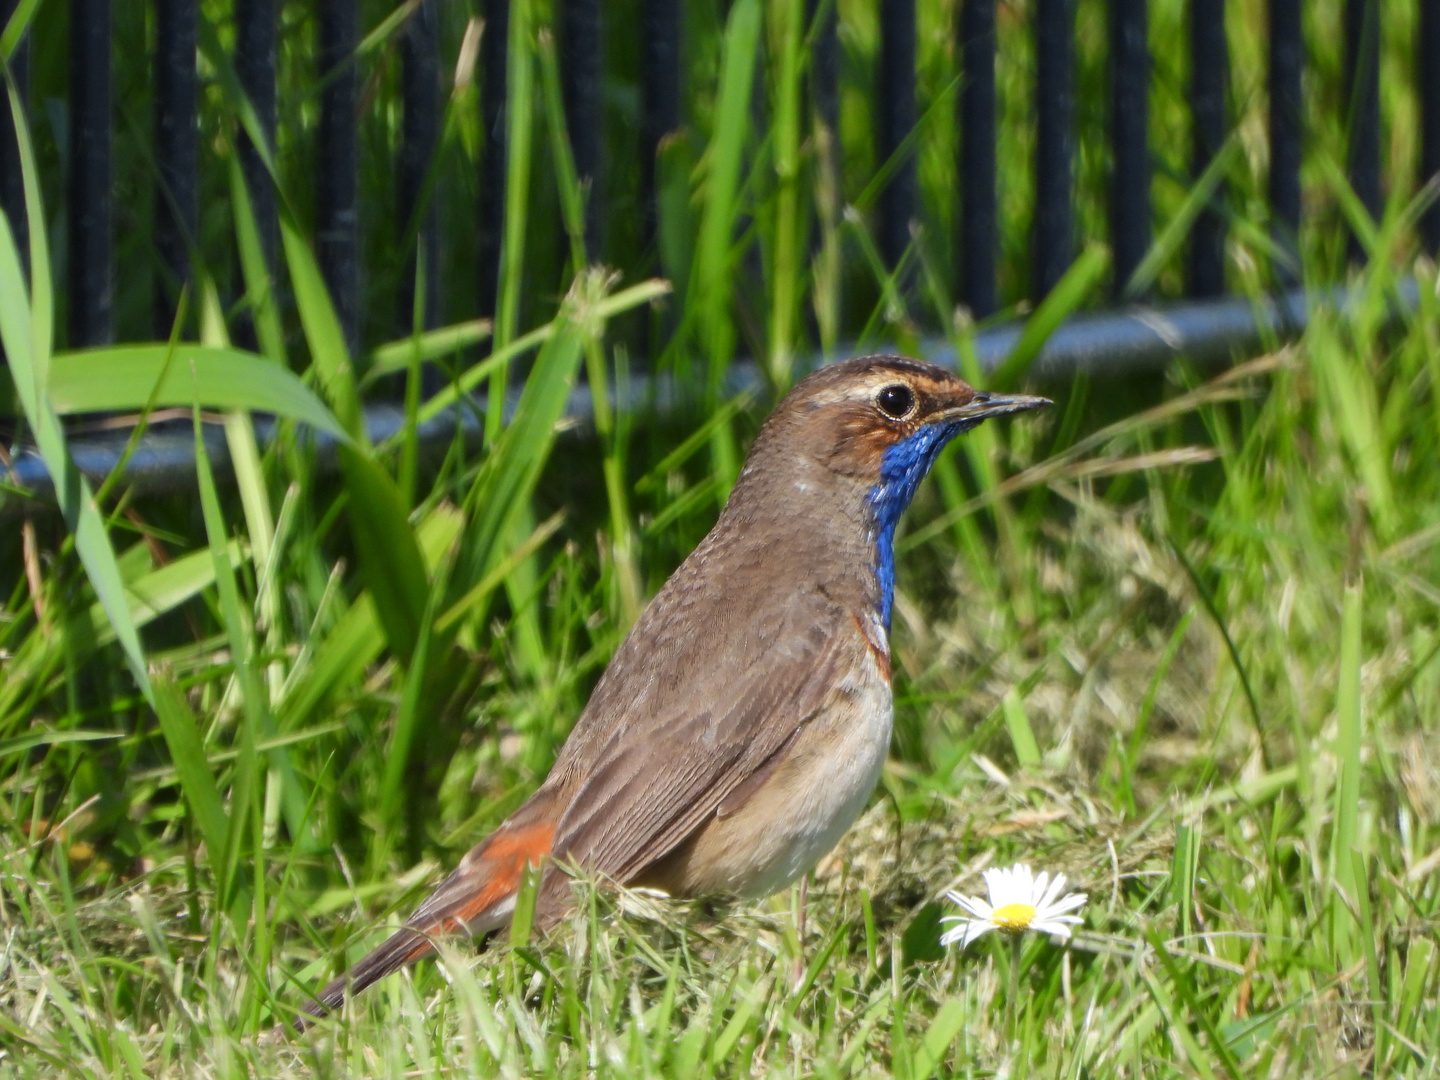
[300,355,1048,1023]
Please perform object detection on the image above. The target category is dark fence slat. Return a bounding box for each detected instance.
[398,0,441,334]
[810,0,839,148]
[1189,0,1228,297]
[559,0,603,261]
[235,0,278,325]
[638,0,680,269]
[958,0,998,318]
[317,0,360,355]
[809,0,840,219]
[1423,0,1440,252]
[69,0,113,347]
[1110,0,1149,296]
[1034,0,1075,298]
[153,0,199,337]
[1269,0,1302,284]
[0,0,29,278]
[3,0,1417,389]
[477,0,509,324]
[876,0,917,271]
[1345,0,1381,260]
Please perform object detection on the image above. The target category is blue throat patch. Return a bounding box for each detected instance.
[867,422,966,630]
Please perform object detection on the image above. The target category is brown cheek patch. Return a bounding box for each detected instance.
[827,407,902,475]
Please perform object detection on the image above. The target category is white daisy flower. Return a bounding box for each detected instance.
[940,863,1086,949]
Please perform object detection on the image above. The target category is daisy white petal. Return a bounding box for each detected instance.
[1036,870,1067,911]
[1046,891,1087,916]
[939,862,1088,950]
[1031,914,1084,939]
[1032,870,1052,903]
[962,920,996,947]
[944,889,993,920]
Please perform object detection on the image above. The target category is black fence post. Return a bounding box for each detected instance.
[638,0,680,268]
[235,0,278,343]
[317,0,360,357]
[154,0,198,337]
[1423,0,1440,253]
[558,0,603,262]
[0,0,29,278]
[477,0,509,326]
[958,0,998,318]
[69,0,113,347]
[810,0,839,156]
[1268,0,1302,285]
[1110,0,1149,297]
[1344,0,1380,261]
[876,0,917,273]
[398,0,441,335]
[1189,0,1228,297]
[809,0,839,205]
[1034,0,1075,299]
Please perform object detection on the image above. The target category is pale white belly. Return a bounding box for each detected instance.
[638,650,893,899]
[732,694,892,897]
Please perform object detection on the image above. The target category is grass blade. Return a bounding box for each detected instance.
[0,0,44,60]
[378,585,441,833]
[1144,929,1244,1080]
[42,345,349,441]
[536,29,587,271]
[0,729,119,758]
[487,0,536,440]
[0,79,151,703]
[279,208,431,666]
[437,510,563,633]
[693,0,763,491]
[456,272,608,596]
[366,319,492,383]
[1329,574,1364,963]
[192,394,266,895]
[338,448,431,665]
[406,278,669,427]
[989,243,1109,390]
[1001,688,1041,768]
[149,672,230,873]
[1123,139,1241,301]
[278,504,464,731]
[229,156,287,365]
[280,217,366,444]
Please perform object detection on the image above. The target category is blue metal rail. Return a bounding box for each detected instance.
[3,285,1336,510]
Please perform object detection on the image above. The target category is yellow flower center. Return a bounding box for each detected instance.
[990,902,1037,931]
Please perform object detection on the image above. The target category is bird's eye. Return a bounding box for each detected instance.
[875,384,915,420]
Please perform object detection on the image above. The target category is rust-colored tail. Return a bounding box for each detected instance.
[294,792,559,1030]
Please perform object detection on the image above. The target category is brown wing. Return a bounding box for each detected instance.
[548,587,860,885]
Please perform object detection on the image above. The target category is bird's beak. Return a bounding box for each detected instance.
[936,391,1052,424]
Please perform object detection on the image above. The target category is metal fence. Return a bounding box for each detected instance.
[0,0,1431,500]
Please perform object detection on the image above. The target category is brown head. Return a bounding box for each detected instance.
[755,355,1048,476]
[725,355,1050,625]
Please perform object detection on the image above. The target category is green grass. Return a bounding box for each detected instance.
[3,0,1440,1075]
